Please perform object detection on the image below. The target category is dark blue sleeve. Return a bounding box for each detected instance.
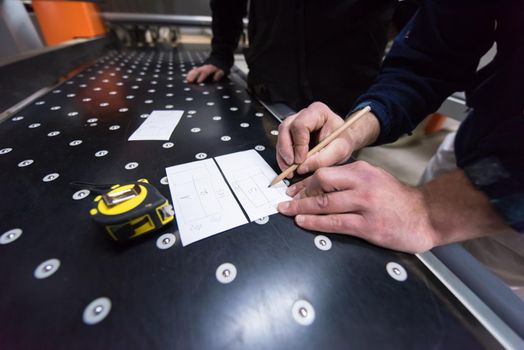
[352,0,496,144]
[204,0,248,74]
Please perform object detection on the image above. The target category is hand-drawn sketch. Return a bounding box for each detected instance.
[166,150,290,245]
[215,150,291,221]
[166,158,247,246]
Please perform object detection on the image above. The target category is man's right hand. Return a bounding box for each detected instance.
[276,102,381,177]
[186,64,225,84]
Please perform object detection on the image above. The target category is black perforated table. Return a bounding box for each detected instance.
[0,44,499,349]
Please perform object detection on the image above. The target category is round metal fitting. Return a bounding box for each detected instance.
[386,262,408,282]
[83,297,112,325]
[0,228,22,245]
[314,235,332,251]
[216,263,237,284]
[291,299,315,326]
[156,233,176,250]
[34,258,61,279]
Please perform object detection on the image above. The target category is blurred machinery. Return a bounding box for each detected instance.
[0,0,43,59]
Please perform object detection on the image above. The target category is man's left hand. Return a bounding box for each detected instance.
[277,161,436,253]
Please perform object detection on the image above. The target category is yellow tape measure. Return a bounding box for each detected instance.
[78,179,174,242]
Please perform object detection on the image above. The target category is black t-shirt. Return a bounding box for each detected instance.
[206,0,397,116]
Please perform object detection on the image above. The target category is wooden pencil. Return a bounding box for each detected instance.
[269,106,371,187]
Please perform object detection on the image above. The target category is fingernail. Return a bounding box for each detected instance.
[278,201,290,212]
[286,185,296,196]
[295,215,305,225]
[283,154,293,166]
[293,192,302,200]
[299,165,308,174]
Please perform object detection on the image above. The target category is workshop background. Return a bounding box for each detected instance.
[0,0,523,349]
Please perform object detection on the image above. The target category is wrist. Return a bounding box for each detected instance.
[204,55,232,74]
[344,111,381,151]
[418,170,515,247]
[418,185,440,250]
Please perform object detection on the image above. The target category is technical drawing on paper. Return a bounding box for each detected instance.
[166,158,247,246]
[215,150,291,221]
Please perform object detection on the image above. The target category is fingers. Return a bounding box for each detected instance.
[294,213,365,236]
[281,102,343,166]
[289,104,331,164]
[286,179,308,197]
[279,165,364,215]
[286,165,358,197]
[276,114,299,170]
[186,66,208,83]
[186,67,199,83]
[278,190,363,216]
[197,66,214,83]
[276,156,294,179]
[296,137,351,174]
[275,102,347,176]
[213,69,225,81]
[186,64,220,84]
[276,104,329,168]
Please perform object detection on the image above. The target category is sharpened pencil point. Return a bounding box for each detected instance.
[268,106,370,190]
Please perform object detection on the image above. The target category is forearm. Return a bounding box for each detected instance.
[421,169,516,247]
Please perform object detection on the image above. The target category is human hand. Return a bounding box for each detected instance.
[276,102,381,178]
[277,161,436,253]
[276,102,353,177]
[186,64,225,83]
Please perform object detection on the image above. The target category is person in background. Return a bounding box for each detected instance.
[275,0,524,297]
[187,0,399,117]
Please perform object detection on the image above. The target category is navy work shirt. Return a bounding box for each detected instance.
[354,0,524,231]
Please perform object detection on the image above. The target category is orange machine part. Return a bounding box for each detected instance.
[33,1,105,46]
[424,112,448,135]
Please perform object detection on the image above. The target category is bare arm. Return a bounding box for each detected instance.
[421,169,515,246]
[278,162,513,253]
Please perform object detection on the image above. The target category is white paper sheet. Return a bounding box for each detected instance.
[215,150,291,221]
[166,158,248,246]
[128,110,184,141]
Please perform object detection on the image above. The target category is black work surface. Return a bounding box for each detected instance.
[0,45,498,349]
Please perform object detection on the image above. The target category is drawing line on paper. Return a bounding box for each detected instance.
[229,167,278,208]
[173,164,225,222]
